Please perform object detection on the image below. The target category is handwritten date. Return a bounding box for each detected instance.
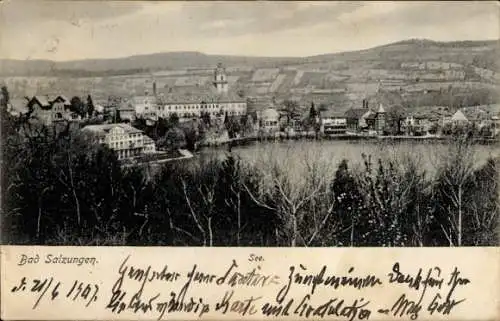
[11,277,99,309]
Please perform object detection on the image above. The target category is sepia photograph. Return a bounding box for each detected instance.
[1,0,499,247]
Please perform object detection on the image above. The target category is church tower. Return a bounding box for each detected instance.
[376,103,386,135]
[213,63,228,94]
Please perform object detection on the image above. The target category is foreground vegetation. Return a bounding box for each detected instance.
[2,106,498,246]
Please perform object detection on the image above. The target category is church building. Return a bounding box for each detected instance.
[155,63,247,120]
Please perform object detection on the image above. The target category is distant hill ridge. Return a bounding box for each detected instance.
[0,38,498,76]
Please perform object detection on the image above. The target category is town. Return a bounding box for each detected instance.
[3,62,499,165]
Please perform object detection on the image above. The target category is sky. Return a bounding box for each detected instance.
[0,1,498,61]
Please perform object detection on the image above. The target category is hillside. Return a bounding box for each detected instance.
[1,39,498,77]
[303,39,499,69]
[2,39,499,112]
[0,52,300,77]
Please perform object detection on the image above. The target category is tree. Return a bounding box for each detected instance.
[240,115,255,136]
[385,106,404,135]
[86,95,95,117]
[282,100,300,126]
[169,113,179,126]
[349,153,432,247]
[114,110,122,123]
[1,124,141,244]
[159,127,186,151]
[242,145,334,246]
[1,85,10,110]
[330,160,365,246]
[182,122,199,151]
[180,159,221,246]
[309,102,317,119]
[467,158,499,245]
[200,111,210,125]
[308,102,320,134]
[431,138,476,246]
[156,117,171,138]
[70,96,85,117]
[224,115,241,139]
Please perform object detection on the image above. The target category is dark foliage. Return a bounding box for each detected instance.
[1,111,498,246]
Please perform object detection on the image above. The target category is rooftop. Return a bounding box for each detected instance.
[52,95,71,105]
[30,95,51,107]
[320,110,346,118]
[345,108,371,119]
[82,123,143,135]
[155,83,245,104]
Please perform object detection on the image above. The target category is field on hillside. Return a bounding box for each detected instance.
[2,39,499,111]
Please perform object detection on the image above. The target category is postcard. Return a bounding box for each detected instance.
[0,1,499,320]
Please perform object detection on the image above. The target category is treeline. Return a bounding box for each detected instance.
[2,107,498,246]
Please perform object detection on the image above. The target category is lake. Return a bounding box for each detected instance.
[198,139,500,180]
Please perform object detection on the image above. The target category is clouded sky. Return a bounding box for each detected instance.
[0,1,498,61]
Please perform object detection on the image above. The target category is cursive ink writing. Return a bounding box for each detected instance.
[386,263,470,319]
[277,264,382,303]
[294,295,371,320]
[214,290,261,316]
[216,259,280,288]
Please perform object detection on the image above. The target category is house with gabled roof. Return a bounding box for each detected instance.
[27,95,80,125]
[345,107,369,131]
[344,100,387,134]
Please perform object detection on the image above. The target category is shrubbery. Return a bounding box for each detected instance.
[1,113,498,246]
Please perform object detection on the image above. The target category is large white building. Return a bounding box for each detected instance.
[259,108,280,133]
[131,64,247,121]
[320,111,347,134]
[82,123,156,160]
[156,95,247,119]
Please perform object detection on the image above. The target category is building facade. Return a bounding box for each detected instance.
[27,95,79,125]
[157,98,247,119]
[82,123,156,160]
[131,64,247,121]
[259,108,280,133]
[320,111,347,134]
[345,101,387,134]
[400,114,431,136]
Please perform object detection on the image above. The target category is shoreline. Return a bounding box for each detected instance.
[200,134,500,149]
[121,135,499,167]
